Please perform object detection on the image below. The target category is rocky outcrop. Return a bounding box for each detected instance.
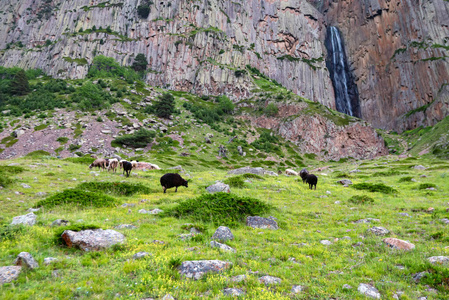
[0,0,333,104]
[309,0,449,131]
[61,229,126,251]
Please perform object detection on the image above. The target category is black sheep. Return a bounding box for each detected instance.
[160,173,188,193]
[305,174,318,190]
[122,161,133,177]
[300,168,309,184]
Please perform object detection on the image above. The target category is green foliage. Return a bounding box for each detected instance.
[71,81,117,111]
[10,69,30,96]
[76,182,151,196]
[372,170,405,177]
[0,175,13,187]
[234,69,246,77]
[57,137,69,144]
[154,93,176,118]
[241,173,264,180]
[348,195,374,205]
[0,165,26,175]
[251,131,280,153]
[35,189,120,209]
[352,183,397,194]
[87,55,139,82]
[25,150,51,158]
[418,183,437,190]
[0,224,26,242]
[398,176,414,182]
[217,95,234,114]
[68,144,81,152]
[53,224,101,246]
[34,123,48,131]
[64,156,95,165]
[264,103,279,117]
[132,54,148,72]
[137,0,153,18]
[165,192,272,227]
[112,128,156,148]
[223,176,246,188]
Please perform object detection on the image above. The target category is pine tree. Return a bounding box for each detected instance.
[10,69,30,96]
[132,54,148,72]
[154,93,175,119]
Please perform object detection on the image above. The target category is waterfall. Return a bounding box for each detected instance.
[325,26,360,118]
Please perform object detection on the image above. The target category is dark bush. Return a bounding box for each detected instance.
[352,183,397,194]
[418,183,437,190]
[0,224,26,242]
[76,182,151,196]
[112,128,156,148]
[154,93,176,119]
[241,173,264,180]
[35,189,120,209]
[398,176,414,182]
[223,176,246,188]
[25,150,51,158]
[165,192,272,227]
[348,195,375,205]
[64,157,95,165]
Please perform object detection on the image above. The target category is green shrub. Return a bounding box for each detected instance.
[35,189,120,209]
[68,144,81,152]
[241,173,264,180]
[154,93,175,119]
[64,157,95,165]
[223,176,246,188]
[112,128,156,148]
[165,192,272,227]
[0,175,13,187]
[348,195,375,205]
[25,150,51,158]
[0,165,25,175]
[398,176,414,182]
[251,131,280,153]
[264,103,279,117]
[372,170,405,177]
[333,172,352,178]
[53,224,101,246]
[418,183,437,190]
[57,136,69,144]
[352,183,397,194]
[76,182,152,196]
[0,224,26,242]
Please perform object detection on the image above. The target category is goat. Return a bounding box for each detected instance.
[107,158,118,173]
[305,174,318,190]
[89,158,107,171]
[160,173,188,193]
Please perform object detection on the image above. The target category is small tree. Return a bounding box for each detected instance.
[132,54,148,72]
[137,5,150,18]
[10,69,30,96]
[218,95,234,114]
[154,93,175,119]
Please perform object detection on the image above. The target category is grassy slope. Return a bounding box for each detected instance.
[0,155,448,299]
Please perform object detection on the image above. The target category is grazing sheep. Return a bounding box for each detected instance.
[107,158,118,173]
[122,161,133,177]
[130,160,139,168]
[300,168,309,184]
[89,158,107,171]
[149,163,161,170]
[119,160,127,169]
[305,174,318,190]
[160,173,188,193]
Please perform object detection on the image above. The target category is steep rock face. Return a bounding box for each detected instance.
[0,0,334,105]
[308,0,449,131]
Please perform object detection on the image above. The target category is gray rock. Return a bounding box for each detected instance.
[264,171,278,176]
[398,213,411,217]
[367,226,390,236]
[338,179,353,185]
[11,212,37,226]
[230,275,246,282]
[35,192,47,197]
[21,183,31,188]
[342,284,352,290]
[14,252,39,269]
[179,260,232,280]
[206,182,231,193]
[133,252,150,260]
[246,216,279,230]
[138,208,163,214]
[223,288,245,296]
[413,272,428,282]
[61,229,126,251]
[114,224,137,230]
[354,218,380,224]
[349,169,361,173]
[0,266,22,285]
[320,240,332,245]
[51,219,69,227]
[414,165,427,170]
[27,207,40,212]
[427,256,449,265]
[383,238,415,251]
[259,275,282,285]
[210,241,236,253]
[43,257,58,265]
[212,226,234,241]
[358,283,381,299]
[440,218,449,224]
[228,167,265,175]
[291,285,304,294]
[161,294,174,300]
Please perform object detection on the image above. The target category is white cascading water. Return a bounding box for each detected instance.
[328,26,354,116]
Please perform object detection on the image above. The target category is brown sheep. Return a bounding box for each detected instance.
[89,158,107,171]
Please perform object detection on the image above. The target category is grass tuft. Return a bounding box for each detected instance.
[76,182,152,196]
[348,195,375,205]
[352,183,397,194]
[418,183,437,190]
[223,176,246,188]
[35,189,120,209]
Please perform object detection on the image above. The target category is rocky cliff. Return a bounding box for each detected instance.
[308,0,449,131]
[0,0,334,107]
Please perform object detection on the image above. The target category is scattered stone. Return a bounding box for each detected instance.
[0,266,22,285]
[383,238,415,251]
[246,216,279,230]
[43,257,58,265]
[441,218,449,224]
[210,241,236,253]
[334,201,341,204]
[153,240,165,244]
[133,252,150,260]
[358,283,381,299]
[230,275,246,282]
[342,284,352,290]
[161,294,174,300]
[178,233,195,241]
[190,227,201,235]
[395,265,405,270]
[61,229,126,251]
[264,171,278,176]
[212,226,234,241]
[337,179,353,185]
[27,207,40,212]
[291,285,304,294]
[414,165,427,170]
[259,275,282,285]
[398,213,411,217]
[354,218,380,224]
[51,219,69,227]
[11,212,37,226]
[228,167,265,175]
[121,203,136,208]
[352,242,364,247]
[349,169,361,173]
[138,208,163,214]
[35,192,47,197]
[367,226,390,236]
[412,271,428,282]
[14,252,39,269]
[427,256,449,265]
[206,182,231,193]
[179,260,232,280]
[114,224,137,230]
[223,288,245,296]
[320,240,332,245]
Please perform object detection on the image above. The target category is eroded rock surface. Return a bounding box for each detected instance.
[61,229,126,251]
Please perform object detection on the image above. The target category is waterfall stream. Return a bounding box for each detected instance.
[325,26,360,118]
